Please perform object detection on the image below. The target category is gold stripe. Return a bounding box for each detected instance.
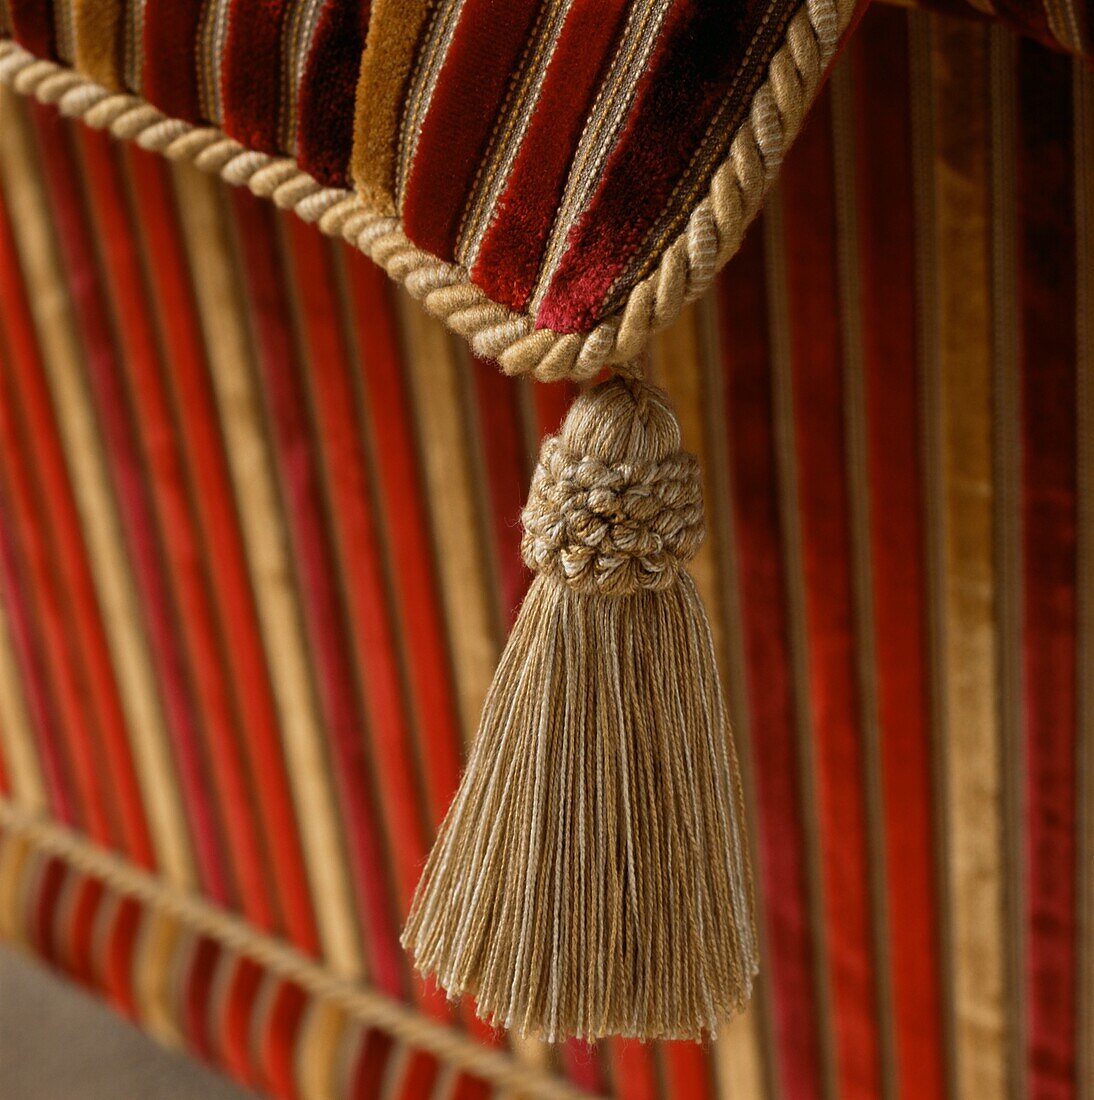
[909,15,961,1096]
[0,591,47,814]
[0,830,32,945]
[168,162,362,978]
[0,89,195,888]
[72,0,125,90]
[829,63,898,1100]
[925,17,1008,1099]
[133,908,186,1049]
[296,998,350,1100]
[765,188,840,1100]
[987,28,1026,1100]
[652,302,770,1100]
[1075,56,1094,1100]
[122,0,146,93]
[351,0,436,214]
[394,301,501,746]
[52,0,78,64]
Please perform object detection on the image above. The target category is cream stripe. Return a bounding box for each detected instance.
[926,17,1008,1099]
[653,302,770,1100]
[987,28,1025,1100]
[0,89,194,888]
[908,16,960,1096]
[1074,57,1094,1100]
[829,64,898,1100]
[765,189,839,1100]
[53,0,78,64]
[394,300,501,746]
[0,597,46,813]
[168,162,361,978]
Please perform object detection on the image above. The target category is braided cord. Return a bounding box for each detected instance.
[0,0,849,382]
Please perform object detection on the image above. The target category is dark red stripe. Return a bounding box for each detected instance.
[0,180,155,869]
[30,855,67,965]
[342,251,465,829]
[538,0,778,332]
[1017,39,1079,1100]
[0,322,117,845]
[102,896,142,1021]
[851,10,946,1097]
[401,0,542,259]
[219,957,264,1087]
[123,144,320,950]
[221,0,292,152]
[296,0,371,187]
[717,225,823,1100]
[228,189,404,997]
[469,0,630,311]
[31,102,233,904]
[7,0,56,58]
[141,0,206,122]
[182,936,222,1061]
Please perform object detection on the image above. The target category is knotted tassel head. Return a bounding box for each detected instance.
[402,374,758,1042]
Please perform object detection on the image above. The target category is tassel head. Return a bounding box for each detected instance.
[403,375,758,1042]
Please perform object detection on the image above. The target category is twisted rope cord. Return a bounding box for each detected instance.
[0,800,596,1100]
[0,0,849,382]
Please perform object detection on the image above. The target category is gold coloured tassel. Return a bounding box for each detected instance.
[402,371,757,1042]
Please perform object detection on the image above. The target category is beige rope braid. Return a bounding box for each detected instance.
[0,799,595,1100]
[0,0,851,382]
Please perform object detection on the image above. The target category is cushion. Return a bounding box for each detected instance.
[0,0,860,379]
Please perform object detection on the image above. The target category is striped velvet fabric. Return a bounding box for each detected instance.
[0,4,1091,1098]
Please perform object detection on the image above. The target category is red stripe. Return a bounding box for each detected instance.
[470,357,532,626]
[141,0,206,121]
[77,124,278,929]
[228,189,404,997]
[31,103,233,903]
[469,0,630,311]
[401,0,542,259]
[0,181,155,869]
[1017,39,1079,1100]
[0,338,116,843]
[66,875,106,988]
[609,1039,659,1100]
[780,92,881,1100]
[851,11,946,1097]
[342,252,465,829]
[30,855,67,965]
[102,895,142,1021]
[219,957,265,1087]
[717,227,823,1099]
[283,216,431,918]
[122,144,319,950]
[392,1049,440,1100]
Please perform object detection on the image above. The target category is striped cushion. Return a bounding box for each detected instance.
[0,0,860,379]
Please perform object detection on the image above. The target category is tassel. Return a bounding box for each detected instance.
[402,372,757,1042]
